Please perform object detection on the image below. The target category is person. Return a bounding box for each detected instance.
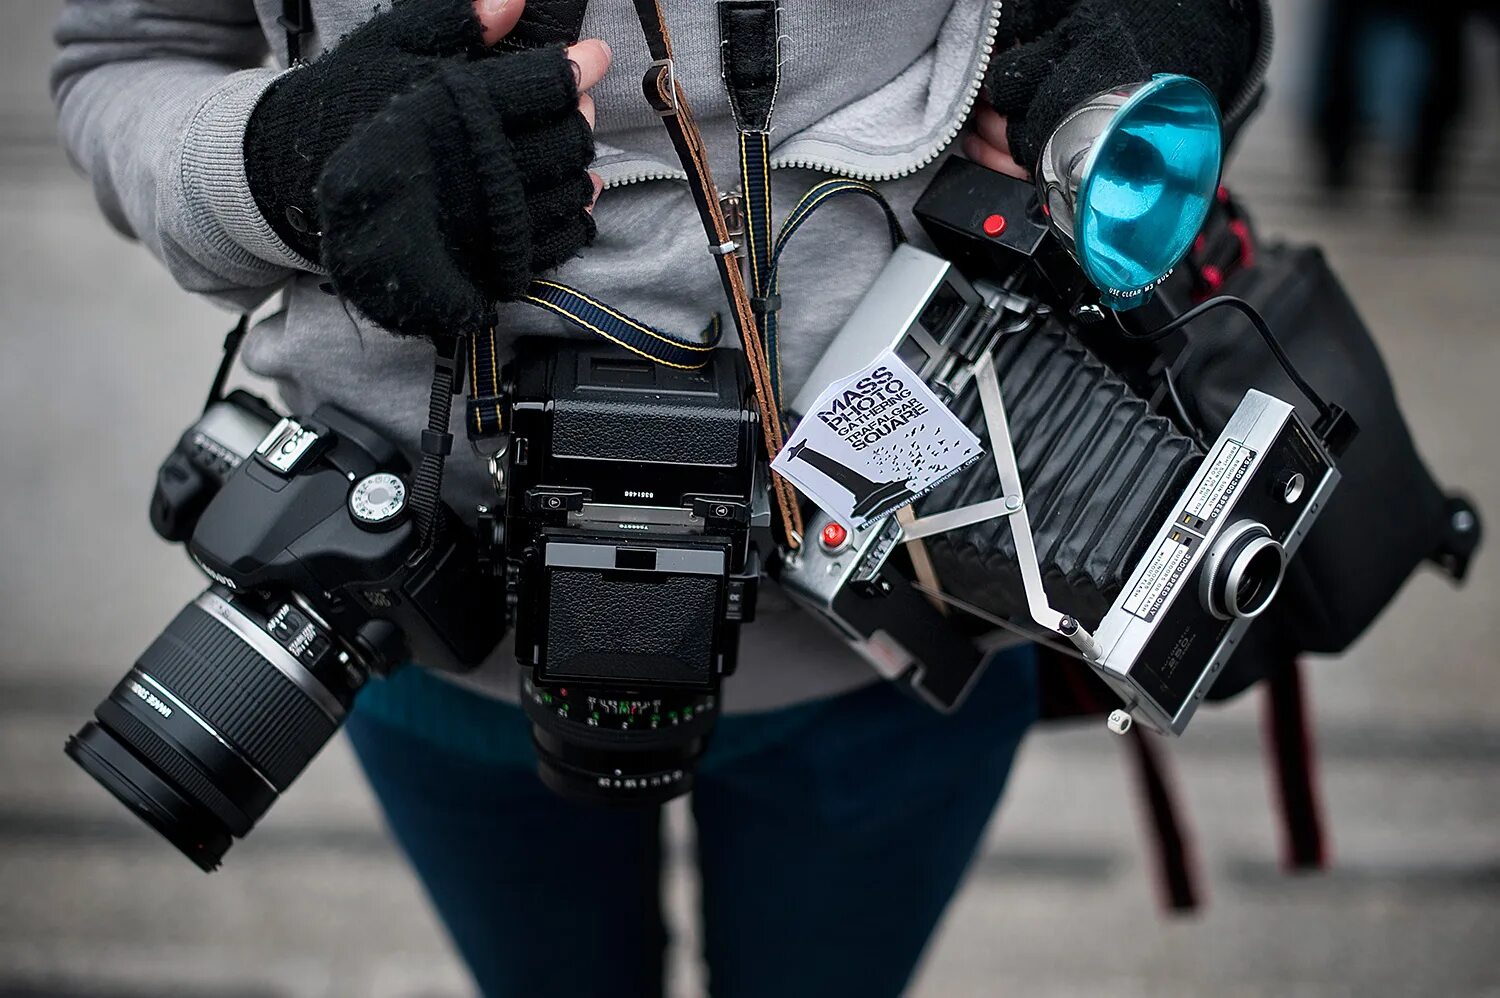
[1311,0,1492,210]
[52,1,1259,994]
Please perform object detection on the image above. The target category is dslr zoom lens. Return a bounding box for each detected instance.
[65,587,362,870]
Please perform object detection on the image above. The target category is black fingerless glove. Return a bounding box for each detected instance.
[244,0,595,337]
[985,0,1259,172]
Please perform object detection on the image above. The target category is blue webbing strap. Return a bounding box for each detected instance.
[465,181,906,437]
[765,179,907,296]
[739,130,779,399]
[465,282,723,438]
[467,324,505,438]
[523,280,722,369]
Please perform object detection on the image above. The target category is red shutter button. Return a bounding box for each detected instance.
[982,213,1007,238]
[820,521,849,551]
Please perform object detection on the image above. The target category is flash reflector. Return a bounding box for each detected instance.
[1038,74,1223,309]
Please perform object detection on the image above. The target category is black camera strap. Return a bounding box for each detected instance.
[410,335,466,551]
[279,0,314,65]
[719,2,783,399]
[204,315,250,411]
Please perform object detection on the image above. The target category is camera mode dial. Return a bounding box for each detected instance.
[348,473,407,529]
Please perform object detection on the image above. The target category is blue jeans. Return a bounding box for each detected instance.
[346,648,1036,998]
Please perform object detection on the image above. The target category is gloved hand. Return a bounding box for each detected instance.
[976,0,1257,174]
[244,0,609,337]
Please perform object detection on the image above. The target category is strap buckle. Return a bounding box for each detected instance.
[431,334,468,394]
[721,191,746,241]
[645,58,680,117]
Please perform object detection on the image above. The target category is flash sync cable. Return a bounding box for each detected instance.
[205,315,251,411]
[1117,295,1336,425]
[1160,365,1208,451]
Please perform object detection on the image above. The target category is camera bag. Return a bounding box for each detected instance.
[1026,192,1483,910]
[1168,193,1481,699]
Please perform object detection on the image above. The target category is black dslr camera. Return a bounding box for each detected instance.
[66,391,502,870]
[493,340,767,805]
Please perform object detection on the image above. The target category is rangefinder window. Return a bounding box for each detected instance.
[917,282,969,341]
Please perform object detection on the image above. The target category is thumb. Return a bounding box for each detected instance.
[475,0,526,45]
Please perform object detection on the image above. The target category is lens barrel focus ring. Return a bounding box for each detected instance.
[68,589,354,871]
[94,695,255,835]
[521,678,719,807]
[136,599,340,789]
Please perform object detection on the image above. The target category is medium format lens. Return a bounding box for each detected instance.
[520,675,718,807]
[65,588,362,870]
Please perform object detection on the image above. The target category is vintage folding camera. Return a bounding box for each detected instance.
[777,166,1342,735]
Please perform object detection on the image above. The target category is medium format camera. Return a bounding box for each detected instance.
[494,340,767,805]
[66,392,502,870]
[778,159,1342,735]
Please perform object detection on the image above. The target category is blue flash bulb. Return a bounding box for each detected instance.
[1039,74,1224,310]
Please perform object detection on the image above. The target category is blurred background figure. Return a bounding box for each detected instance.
[1312,0,1500,210]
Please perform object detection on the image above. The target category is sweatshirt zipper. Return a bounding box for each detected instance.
[602,0,1002,191]
[773,0,1002,182]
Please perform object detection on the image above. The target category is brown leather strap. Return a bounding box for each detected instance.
[1125,726,1203,912]
[631,0,804,548]
[1264,660,1329,871]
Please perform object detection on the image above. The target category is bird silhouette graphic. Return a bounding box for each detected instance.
[785,440,915,520]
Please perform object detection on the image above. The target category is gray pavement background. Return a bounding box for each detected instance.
[1,2,1497,995]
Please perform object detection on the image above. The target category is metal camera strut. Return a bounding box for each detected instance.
[897,351,1103,662]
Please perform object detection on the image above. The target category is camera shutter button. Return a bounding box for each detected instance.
[349,473,407,528]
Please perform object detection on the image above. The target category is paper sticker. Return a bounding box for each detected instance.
[772,352,982,529]
[1185,440,1254,527]
[1123,529,1197,622]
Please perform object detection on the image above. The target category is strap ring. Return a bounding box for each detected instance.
[645,59,680,117]
[749,293,781,315]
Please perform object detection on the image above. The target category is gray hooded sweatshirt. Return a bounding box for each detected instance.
[52,0,1001,712]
